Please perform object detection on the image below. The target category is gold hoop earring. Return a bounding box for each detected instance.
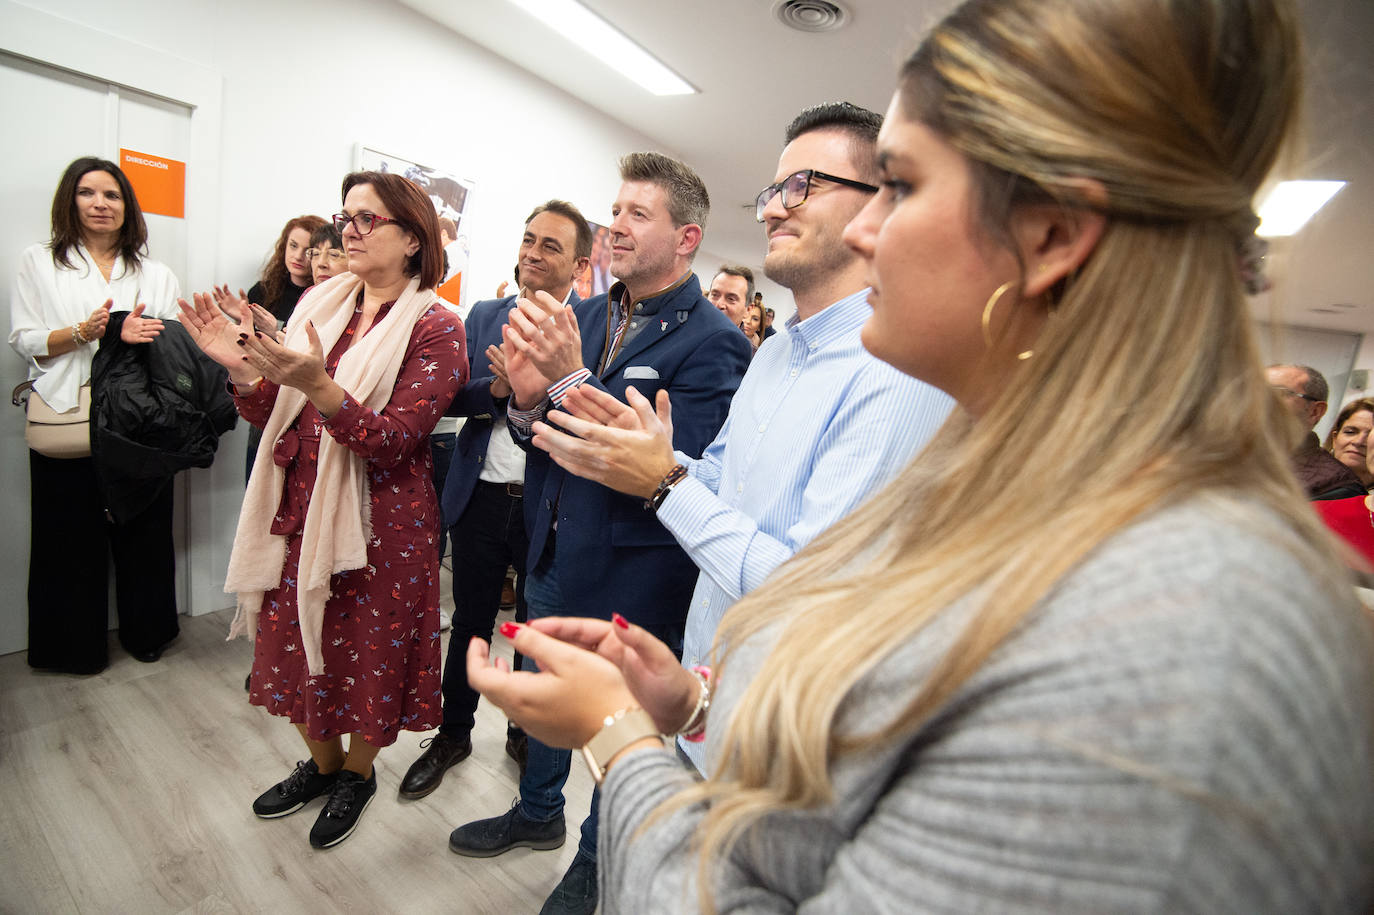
[981,281,1034,360]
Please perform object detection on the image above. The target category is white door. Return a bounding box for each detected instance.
[0,50,192,657]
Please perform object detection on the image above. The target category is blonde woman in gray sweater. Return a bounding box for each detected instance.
[468,0,1374,911]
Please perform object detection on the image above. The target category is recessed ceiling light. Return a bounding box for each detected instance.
[505,0,696,96]
[1256,179,1346,237]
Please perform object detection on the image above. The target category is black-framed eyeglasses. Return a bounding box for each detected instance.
[332,212,400,236]
[754,169,879,222]
[1269,384,1320,403]
[306,247,348,262]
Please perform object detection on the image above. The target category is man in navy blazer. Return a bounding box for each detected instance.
[399,201,591,801]
[449,153,751,915]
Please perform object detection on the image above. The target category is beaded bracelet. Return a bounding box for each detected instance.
[71,323,89,346]
[677,665,712,743]
[645,463,688,511]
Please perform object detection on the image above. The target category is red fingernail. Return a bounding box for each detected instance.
[612,613,629,630]
[499,622,520,639]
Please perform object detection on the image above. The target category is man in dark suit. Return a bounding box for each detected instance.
[448,153,751,915]
[399,201,591,800]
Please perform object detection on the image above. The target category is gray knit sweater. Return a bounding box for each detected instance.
[599,497,1374,913]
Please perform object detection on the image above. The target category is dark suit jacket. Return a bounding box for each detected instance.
[440,291,581,526]
[518,274,751,628]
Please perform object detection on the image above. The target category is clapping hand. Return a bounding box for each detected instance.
[212,285,279,336]
[120,303,164,344]
[239,320,329,394]
[180,292,250,374]
[500,330,554,410]
[485,343,513,399]
[503,289,584,388]
[75,299,113,342]
[468,614,702,748]
[533,385,677,499]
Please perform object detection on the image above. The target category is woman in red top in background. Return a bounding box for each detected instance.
[180,171,466,850]
[1314,443,1374,568]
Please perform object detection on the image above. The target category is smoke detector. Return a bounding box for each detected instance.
[773,0,849,32]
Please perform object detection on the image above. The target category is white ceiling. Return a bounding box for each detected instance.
[400,0,1374,333]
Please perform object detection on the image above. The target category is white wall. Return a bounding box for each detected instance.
[1,0,750,634]
[1346,334,1374,403]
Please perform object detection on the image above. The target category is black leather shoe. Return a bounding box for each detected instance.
[309,768,377,849]
[130,646,163,663]
[448,800,565,857]
[505,725,528,777]
[540,852,598,915]
[399,732,472,799]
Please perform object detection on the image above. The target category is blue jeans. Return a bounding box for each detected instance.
[517,542,683,862]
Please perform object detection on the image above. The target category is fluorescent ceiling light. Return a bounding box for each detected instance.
[1256,180,1346,237]
[506,0,697,96]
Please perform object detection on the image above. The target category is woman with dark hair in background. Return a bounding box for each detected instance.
[468,0,1374,910]
[10,156,181,673]
[307,222,348,286]
[1324,397,1374,490]
[1314,400,1374,568]
[179,171,467,849]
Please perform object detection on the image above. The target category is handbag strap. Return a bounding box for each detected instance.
[11,380,33,407]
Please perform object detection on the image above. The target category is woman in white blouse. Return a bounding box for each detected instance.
[10,156,181,674]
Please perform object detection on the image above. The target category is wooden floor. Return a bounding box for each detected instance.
[0,597,596,914]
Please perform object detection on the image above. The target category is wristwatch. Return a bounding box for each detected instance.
[580,707,662,784]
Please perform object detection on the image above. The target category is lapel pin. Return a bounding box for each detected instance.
[660,319,668,331]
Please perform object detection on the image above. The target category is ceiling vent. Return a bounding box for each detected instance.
[773,0,849,32]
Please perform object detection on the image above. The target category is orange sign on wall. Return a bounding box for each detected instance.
[119,148,186,218]
[437,271,463,309]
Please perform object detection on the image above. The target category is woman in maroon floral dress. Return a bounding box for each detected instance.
[180,171,466,849]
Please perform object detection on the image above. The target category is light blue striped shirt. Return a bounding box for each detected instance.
[659,289,953,772]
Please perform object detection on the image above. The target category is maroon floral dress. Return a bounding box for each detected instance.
[236,300,467,746]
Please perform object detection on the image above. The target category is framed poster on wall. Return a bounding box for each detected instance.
[355,145,476,312]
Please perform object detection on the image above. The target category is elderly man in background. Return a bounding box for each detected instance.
[1266,363,1365,500]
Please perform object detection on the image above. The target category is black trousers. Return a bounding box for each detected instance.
[440,480,528,736]
[27,450,179,673]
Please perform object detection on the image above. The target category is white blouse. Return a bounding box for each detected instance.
[10,242,181,412]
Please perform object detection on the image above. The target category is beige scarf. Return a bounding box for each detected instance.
[225,272,438,676]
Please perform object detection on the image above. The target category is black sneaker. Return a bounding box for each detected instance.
[251,759,338,819]
[448,799,565,857]
[308,768,377,849]
[540,851,598,915]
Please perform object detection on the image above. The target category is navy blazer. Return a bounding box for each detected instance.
[520,274,751,628]
[439,291,580,526]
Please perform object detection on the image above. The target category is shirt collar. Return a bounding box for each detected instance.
[786,288,873,351]
[609,270,694,317]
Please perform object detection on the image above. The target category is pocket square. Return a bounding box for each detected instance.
[624,366,660,380]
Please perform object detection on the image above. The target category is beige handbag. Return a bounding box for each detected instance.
[18,381,92,459]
